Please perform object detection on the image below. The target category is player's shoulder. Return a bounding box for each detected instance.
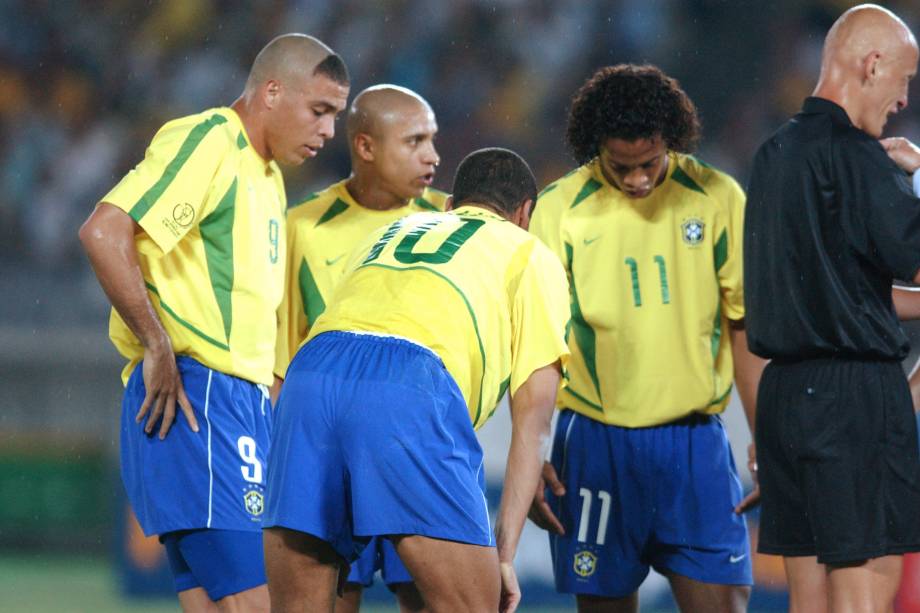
[153,107,241,152]
[413,187,450,212]
[536,163,598,213]
[672,153,744,203]
[286,179,350,224]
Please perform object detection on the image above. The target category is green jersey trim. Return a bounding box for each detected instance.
[362,262,487,426]
[315,198,350,227]
[563,385,604,413]
[199,178,237,342]
[571,178,603,209]
[414,196,440,212]
[145,282,229,351]
[671,165,707,196]
[128,114,229,222]
[565,242,602,401]
[298,258,326,326]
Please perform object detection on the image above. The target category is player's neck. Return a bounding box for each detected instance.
[345,174,411,211]
[230,97,271,162]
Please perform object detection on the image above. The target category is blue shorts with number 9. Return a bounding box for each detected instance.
[547,409,752,597]
[121,356,273,537]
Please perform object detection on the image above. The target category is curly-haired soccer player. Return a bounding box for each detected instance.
[528,64,766,613]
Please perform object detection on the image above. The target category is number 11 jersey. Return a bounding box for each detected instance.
[531,154,746,427]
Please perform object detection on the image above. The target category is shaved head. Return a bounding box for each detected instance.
[346,85,433,143]
[246,33,348,92]
[814,4,919,137]
[820,4,915,76]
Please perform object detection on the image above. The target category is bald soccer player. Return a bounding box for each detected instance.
[79,34,349,612]
[745,5,920,612]
[264,148,570,613]
[273,84,445,613]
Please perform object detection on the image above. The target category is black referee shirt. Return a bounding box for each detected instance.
[744,96,920,360]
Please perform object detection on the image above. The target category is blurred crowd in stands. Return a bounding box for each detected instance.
[3,0,920,277]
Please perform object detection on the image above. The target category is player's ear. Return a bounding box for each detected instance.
[353,132,375,162]
[262,79,281,110]
[863,50,882,83]
[512,198,533,230]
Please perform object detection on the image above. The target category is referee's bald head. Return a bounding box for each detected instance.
[815,4,918,137]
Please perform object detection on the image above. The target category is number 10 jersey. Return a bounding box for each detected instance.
[308,206,571,430]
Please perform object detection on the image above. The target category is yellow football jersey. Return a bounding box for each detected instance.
[274,180,448,378]
[309,206,571,429]
[531,154,745,427]
[102,107,286,386]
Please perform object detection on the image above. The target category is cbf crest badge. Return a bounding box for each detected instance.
[573,550,598,578]
[681,218,705,246]
[244,489,264,517]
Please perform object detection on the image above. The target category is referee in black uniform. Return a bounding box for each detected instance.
[744,4,920,612]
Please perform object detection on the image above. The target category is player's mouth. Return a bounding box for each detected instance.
[417,172,435,186]
[303,144,322,158]
[625,188,652,198]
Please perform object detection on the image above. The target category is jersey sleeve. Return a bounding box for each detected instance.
[717,177,746,321]
[274,223,310,379]
[838,136,920,281]
[100,114,233,256]
[530,190,569,268]
[509,241,571,397]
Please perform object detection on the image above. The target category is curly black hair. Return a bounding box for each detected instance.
[566,64,701,164]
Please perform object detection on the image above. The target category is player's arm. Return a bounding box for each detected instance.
[729,319,766,514]
[495,361,561,613]
[893,285,920,319]
[79,203,198,438]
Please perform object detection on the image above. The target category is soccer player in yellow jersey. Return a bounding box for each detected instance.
[274,84,445,613]
[264,148,570,613]
[528,65,767,613]
[78,34,349,613]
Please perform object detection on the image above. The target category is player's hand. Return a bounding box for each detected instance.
[734,442,760,513]
[136,341,199,439]
[881,137,920,174]
[527,461,565,534]
[499,561,521,613]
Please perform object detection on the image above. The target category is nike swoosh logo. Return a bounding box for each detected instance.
[729,554,747,563]
[325,254,346,266]
[583,236,601,246]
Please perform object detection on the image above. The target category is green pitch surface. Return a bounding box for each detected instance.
[0,554,584,613]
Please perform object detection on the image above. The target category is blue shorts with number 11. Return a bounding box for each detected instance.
[547,409,752,597]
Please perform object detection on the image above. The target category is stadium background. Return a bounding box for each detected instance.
[4,0,920,610]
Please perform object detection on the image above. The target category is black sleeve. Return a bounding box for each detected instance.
[836,134,920,281]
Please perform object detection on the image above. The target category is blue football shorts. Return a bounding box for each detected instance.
[347,536,413,588]
[121,356,273,537]
[547,409,752,597]
[162,528,266,600]
[264,331,494,563]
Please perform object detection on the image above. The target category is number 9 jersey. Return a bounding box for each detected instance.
[530,154,746,427]
[308,205,571,429]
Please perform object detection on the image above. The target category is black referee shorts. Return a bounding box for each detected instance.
[756,357,920,565]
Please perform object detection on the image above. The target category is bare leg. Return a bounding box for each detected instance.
[784,556,828,613]
[263,527,342,613]
[575,593,639,613]
[391,535,499,613]
[393,581,428,613]
[178,588,220,613]
[827,555,902,613]
[666,572,750,613]
[216,585,269,613]
[334,584,363,613]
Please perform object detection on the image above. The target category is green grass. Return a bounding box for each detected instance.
[0,554,583,612]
